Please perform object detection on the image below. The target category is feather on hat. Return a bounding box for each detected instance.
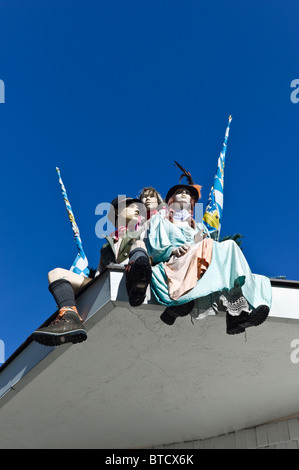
[165,161,202,203]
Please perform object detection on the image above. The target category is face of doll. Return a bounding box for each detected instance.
[141,190,159,211]
[117,203,140,224]
[173,188,192,205]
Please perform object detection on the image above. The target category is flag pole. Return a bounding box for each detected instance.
[56,167,89,276]
[203,115,232,239]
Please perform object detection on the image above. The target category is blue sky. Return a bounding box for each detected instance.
[0,0,299,361]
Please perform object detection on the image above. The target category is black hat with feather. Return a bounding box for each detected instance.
[165,161,202,203]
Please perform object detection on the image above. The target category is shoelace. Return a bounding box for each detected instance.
[125,261,134,273]
[51,306,83,324]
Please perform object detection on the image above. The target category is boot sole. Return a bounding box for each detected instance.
[160,301,195,325]
[227,305,269,335]
[31,328,87,347]
[226,324,246,335]
[238,305,270,329]
[127,257,152,307]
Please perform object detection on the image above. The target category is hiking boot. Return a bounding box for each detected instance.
[160,301,195,325]
[31,306,87,346]
[226,305,270,335]
[126,255,152,307]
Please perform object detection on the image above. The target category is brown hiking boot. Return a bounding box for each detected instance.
[31,306,87,347]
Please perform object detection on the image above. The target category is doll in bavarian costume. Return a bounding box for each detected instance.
[32,196,150,347]
[116,188,166,305]
[139,186,165,219]
[98,189,165,306]
[145,163,272,334]
[98,195,152,307]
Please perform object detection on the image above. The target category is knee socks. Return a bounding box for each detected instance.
[129,247,149,262]
[48,279,76,309]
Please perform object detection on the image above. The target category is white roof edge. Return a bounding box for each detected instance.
[0,267,298,407]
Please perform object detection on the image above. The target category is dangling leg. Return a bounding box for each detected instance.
[125,241,152,307]
[160,300,195,325]
[216,275,270,335]
[32,269,91,346]
[226,305,270,335]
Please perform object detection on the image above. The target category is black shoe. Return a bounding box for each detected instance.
[160,301,195,325]
[226,305,269,335]
[126,255,152,307]
[31,307,87,346]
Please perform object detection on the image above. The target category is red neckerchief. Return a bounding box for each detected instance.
[110,217,141,241]
[147,209,158,219]
[111,226,127,241]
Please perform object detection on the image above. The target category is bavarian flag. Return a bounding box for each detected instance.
[203,116,232,240]
[56,167,90,277]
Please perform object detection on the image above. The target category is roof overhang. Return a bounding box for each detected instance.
[0,267,299,449]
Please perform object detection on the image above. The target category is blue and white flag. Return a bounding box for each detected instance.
[203,116,232,240]
[56,167,90,277]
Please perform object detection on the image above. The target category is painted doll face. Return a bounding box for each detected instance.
[118,203,140,224]
[141,190,159,211]
[173,188,192,205]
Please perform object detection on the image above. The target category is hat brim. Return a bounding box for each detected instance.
[125,198,142,206]
[165,184,199,203]
[108,197,142,225]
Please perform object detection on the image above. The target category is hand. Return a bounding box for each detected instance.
[172,244,190,257]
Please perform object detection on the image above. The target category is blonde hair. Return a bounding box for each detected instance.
[138,187,164,205]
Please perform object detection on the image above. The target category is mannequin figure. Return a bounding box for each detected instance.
[31,197,148,347]
[97,196,145,272]
[139,186,164,219]
[146,183,272,333]
[98,196,152,308]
